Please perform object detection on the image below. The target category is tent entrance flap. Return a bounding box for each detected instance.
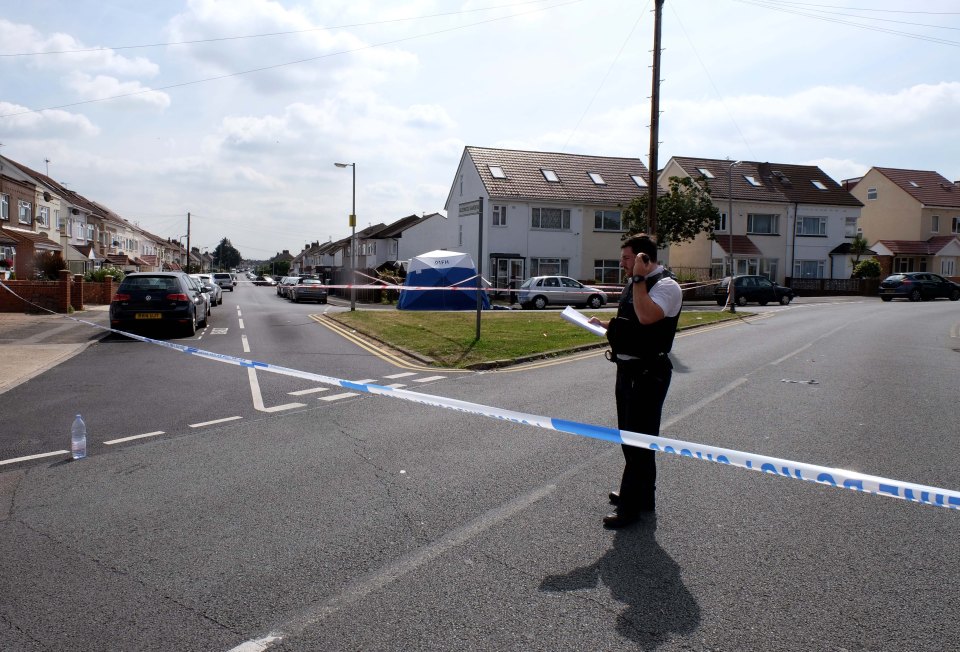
[397,250,490,311]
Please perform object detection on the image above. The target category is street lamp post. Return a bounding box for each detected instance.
[727,161,741,313]
[335,162,357,311]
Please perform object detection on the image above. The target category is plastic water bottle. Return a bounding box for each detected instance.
[71,414,87,460]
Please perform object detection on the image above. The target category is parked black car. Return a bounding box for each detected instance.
[109,272,207,336]
[879,272,960,302]
[715,275,795,306]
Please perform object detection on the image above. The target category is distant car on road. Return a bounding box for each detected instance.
[288,279,329,303]
[878,272,960,302]
[212,272,235,291]
[715,275,794,306]
[253,275,276,286]
[518,275,607,310]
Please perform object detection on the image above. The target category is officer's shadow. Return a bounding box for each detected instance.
[539,518,700,650]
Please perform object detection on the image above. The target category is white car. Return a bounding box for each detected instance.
[190,274,222,306]
[212,272,235,291]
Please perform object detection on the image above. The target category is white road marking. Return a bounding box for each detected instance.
[241,334,250,353]
[350,379,376,384]
[238,319,245,329]
[413,375,446,383]
[319,392,358,401]
[211,328,229,335]
[382,383,406,389]
[189,416,242,428]
[288,387,330,396]
[248,368,306,413]
[383,372,416,379]
[104,431,164,445]
[227,633,283,652]
[0,450,69,466]
[951,322,959,338]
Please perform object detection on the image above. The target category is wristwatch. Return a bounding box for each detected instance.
[631,274,644,284]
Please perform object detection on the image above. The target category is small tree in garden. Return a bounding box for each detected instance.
[35,252,66,279]
[852,258,881,279]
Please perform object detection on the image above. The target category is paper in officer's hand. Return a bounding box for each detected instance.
[560,306,607,337]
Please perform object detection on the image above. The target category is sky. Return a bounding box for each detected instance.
[1,0,958,260]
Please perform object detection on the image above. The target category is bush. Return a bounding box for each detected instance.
[35,252,66,279]
[852,258,881,279]
[85,266,126,283]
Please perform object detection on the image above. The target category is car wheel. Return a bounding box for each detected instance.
[881,296,892,302]
[716,298,726,306]
[533,295,548,310]
[199,310,208,328]
[587,295,602,309]
[909,289,922,302]
[779,295,792,305]
[184,313,197,337]
[950,289,960,301]
[736,295,747,307]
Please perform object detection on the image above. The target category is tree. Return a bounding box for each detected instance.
[852,258,881,279]
[621,175,721,246]
[212,238,241,271]
[850,233,869,265]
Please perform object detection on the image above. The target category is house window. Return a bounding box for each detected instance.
[541,169,560,183]
[942,258,956,276]
[761,258,779,281]
[630,175,647,188]
[1,194,8,220]
[744,175,762,187]
[492,205,507,227]
[697,168,715,179]
[793,260,825,278]
[715,212,727,232]
[18,200,32,225]
[594,259,622,284]
[531,207,570,230]
[38,206,50,227]
[76,222,85,239]
[531,257,568,276]
[931,215,940,233]
[952,217,960,234]
[489,166,506,179]
[588,172,606,185]
[87,224,94,240]
[845,217,858,237]
[594,210,623,231]
[867,187,877,200]
[796,216,827,236]
[894,257,913,273]
[811,180,828,190]
[747,213,779,234]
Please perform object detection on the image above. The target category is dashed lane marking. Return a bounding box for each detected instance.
[242,334,250,353]
[413,375,446,383]
[0,450,69,466]
[384,372,416,379]
[189,416,242,428]
[383,383,406,389]
[104,431,164,445]
[319,392,359,402]
[238,319,245,329]
[288,387,330,396]
[350,379,376,384]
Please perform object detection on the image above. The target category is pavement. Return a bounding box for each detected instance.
[0,305,111,396]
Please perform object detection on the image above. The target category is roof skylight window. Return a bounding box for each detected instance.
[744,175,762,187]
[588,172,606,185]
[541,169,560,183]
[631,175,648,188]
[489,165,506,179]
[697,168,715,179]
[811,180,828,190]
[909,180,920,188]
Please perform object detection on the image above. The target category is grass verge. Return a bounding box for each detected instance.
[328,308,744,369]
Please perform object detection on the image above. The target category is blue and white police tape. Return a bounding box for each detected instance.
[34,316,960,512]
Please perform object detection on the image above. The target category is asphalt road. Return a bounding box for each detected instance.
[1,288,958,651]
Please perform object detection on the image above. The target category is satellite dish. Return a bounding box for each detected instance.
[43,191,52,202]
[71,208,79,215]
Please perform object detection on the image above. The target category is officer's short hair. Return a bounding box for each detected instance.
[622,234,658,262]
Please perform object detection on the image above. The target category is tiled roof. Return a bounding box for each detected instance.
[872,168,960,208]
[377,214,425,238]
[669,157,862,206]
[465,146,652,204]
[0,226,62,251]
[105,254,134,266]
[874,235,959,256]
[829,242,877,255]
[714,235,763,256]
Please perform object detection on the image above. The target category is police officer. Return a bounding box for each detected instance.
[590,234,682,528]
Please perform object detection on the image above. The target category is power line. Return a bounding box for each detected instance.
[0,0,562,57]
[750,0,960,30]
[748,1,960,15]
[0,0,585,119]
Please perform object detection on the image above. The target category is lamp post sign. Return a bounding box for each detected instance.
[458,197,484,340]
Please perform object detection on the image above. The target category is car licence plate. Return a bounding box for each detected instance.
[135,313,162,319]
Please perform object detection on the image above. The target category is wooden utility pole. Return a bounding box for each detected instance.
[647,0,664,237]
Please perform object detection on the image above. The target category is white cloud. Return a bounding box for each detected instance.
[63,72,171,109]
[0,19,159,77]
[0,102,99,138]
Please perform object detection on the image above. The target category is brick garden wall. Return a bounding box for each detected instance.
[0,273,114,313]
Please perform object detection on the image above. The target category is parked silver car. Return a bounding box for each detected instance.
[518,275,608,309]
[190,274,222,306]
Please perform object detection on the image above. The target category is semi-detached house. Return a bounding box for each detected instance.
[662,157,863,284]
[444,146,651,289]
